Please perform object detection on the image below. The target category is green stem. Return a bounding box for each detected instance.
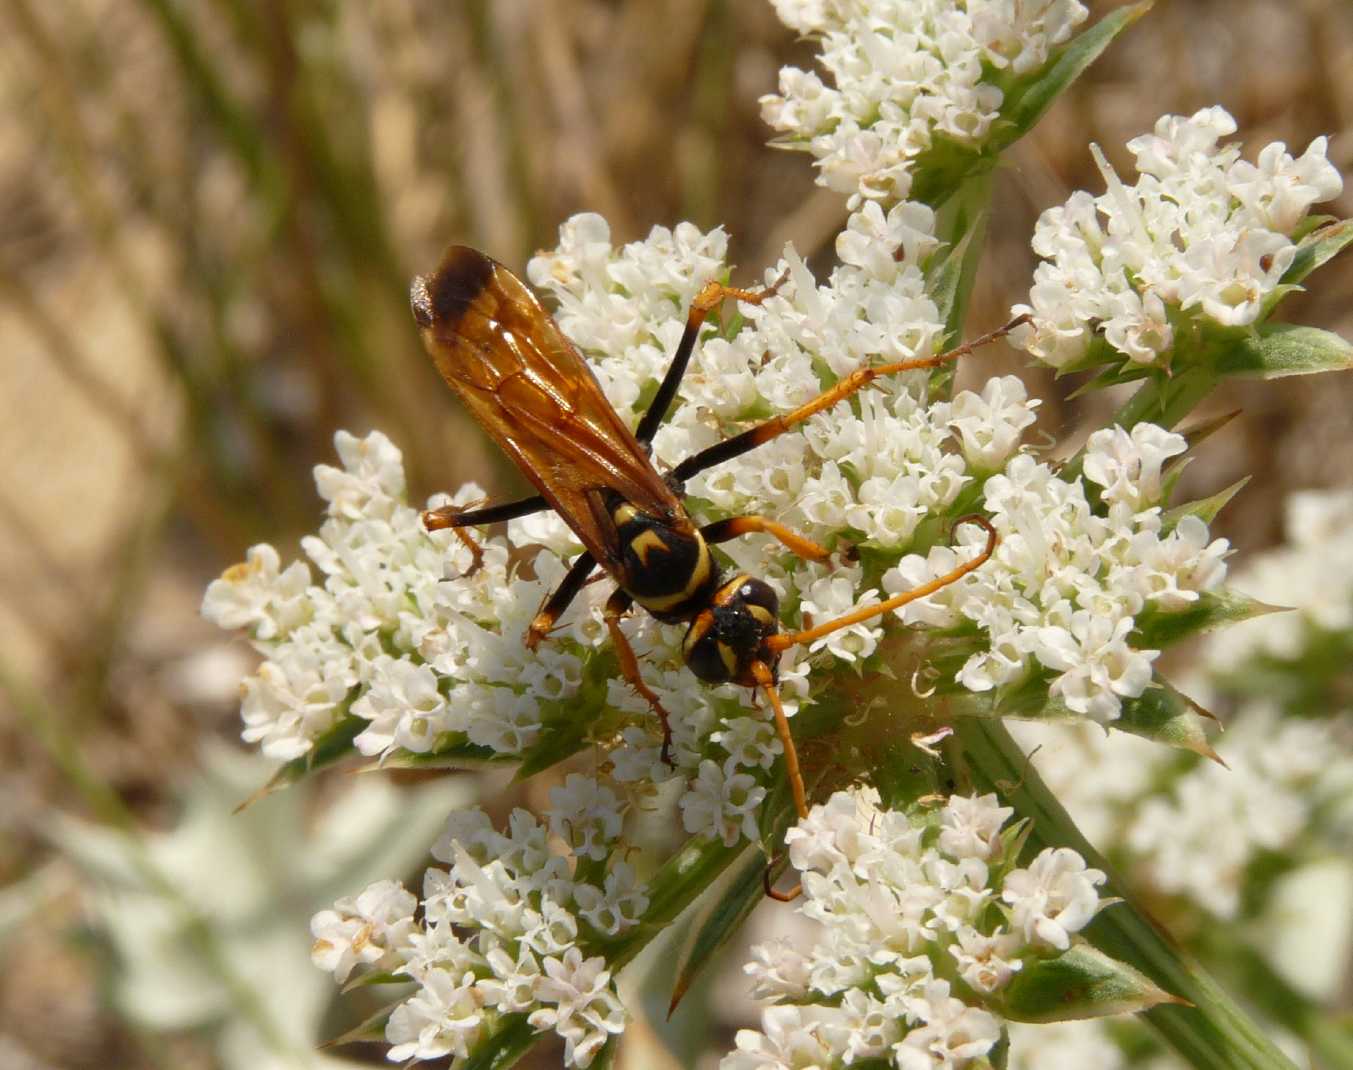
[954,717,1300,1070]
[1061,364,1219,483]
[1200,935,1353,1070]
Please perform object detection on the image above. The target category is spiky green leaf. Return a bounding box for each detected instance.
[669,844,779,1017]
[997,2,1154,146]
[1132,589,1284,649]
[1280,219,1353,287]
[1217,323,1353,380]
[239,711,364,807]
[1162,477,1249,531]
[1112,679,1220,763]
[998,940,1184,1023]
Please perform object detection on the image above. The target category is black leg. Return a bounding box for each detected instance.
[634,275,786,446]
[423,493,549,531]
[525,552,597,650]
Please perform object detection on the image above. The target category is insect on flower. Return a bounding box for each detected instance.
[411,245,1020,819]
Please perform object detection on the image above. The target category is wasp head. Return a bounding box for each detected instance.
[681,575,781,687]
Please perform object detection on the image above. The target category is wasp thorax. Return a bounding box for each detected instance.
[682,575,781,686]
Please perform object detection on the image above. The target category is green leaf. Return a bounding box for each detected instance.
[997,2,1154,146]
[321,1002,396,1050]
[378,742,512,772]
[669,844,779,1017]
[998,940,1185,1023]
[1280,219,1353,287]
[513,712,596,780]
[1217,323,1353,380]
[929,173,994,350]
[237,711,364,808]
[463,1014,537,1070]
[1112,679,1221,763]
[1131,589,1284,650]
[1162,476,1249,531]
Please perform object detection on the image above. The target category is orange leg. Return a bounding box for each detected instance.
[604,589,676,765]
[671,315,1031,484]
[767,515,998,655]
[750,660,808,820]
[524,552,597,651]
[701,515,832,563]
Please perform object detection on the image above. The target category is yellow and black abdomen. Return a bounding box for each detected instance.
[610,498,720,622]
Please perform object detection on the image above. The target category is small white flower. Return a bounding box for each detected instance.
[310,879,417,983]
[949,926,1025,994]
[386,967,486,1062]
[894,979,1003,1069]
[548,774,625,862]
[527,947,626,1069]
[1035,611,1159,723]
[201,543,313,640]
[1002,847,1108,951]
[938,793,1014,862]
[680,760,767,847]
[1083,424,1186,511]
[712,716,782,773]
[721,1005,835,1070]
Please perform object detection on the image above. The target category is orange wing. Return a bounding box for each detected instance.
[412,245,689,572]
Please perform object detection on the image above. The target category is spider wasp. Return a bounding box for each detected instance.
[411,245,1019,820]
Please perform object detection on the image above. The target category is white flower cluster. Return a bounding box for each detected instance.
[205,202,1231,816]
[1014,106,1343,368]
[311,788,644,1067]
[202,429,597,762]
[761,0,1088,204]
[725,789,1107,1069]
[890,421,1228,723]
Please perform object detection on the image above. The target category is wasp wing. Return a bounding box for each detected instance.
[412,245,687,572]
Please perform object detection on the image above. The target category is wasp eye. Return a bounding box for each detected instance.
[737,578,779,619]
[684,628,735,684]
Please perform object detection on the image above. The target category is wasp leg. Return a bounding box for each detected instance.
[604,589,677,766]
[670,315,1031,484]
[635,272,788,445]
[750,660,808,819]
[701,515,832,563]
[422,494,550,576]
[422,493,549,530]
[767,515,999,655]
[525,552,596,651]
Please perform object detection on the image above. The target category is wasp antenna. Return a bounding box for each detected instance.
[751,661,809,820]
[949,513,998,557]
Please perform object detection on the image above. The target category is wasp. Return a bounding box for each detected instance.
[411,245,1017,819]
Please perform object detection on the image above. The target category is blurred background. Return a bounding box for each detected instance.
[2,0,1352,1067]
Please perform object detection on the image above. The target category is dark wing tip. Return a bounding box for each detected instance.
[411,245,496,330]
